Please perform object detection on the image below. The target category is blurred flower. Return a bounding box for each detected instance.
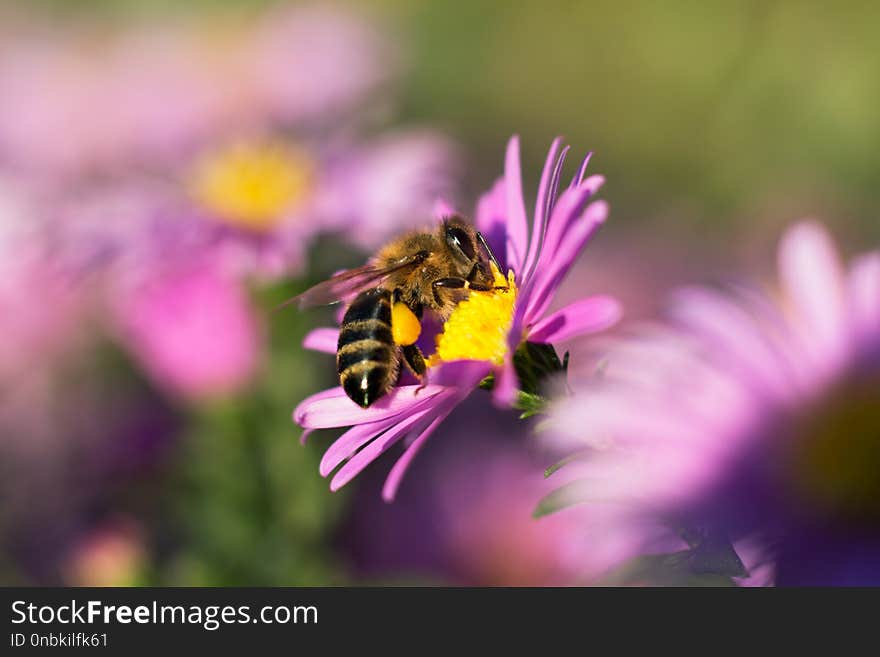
[111,263,261,400]
[339,401,587,585]
[313,131,462,250]
[0,5,391,180]
[182,131,459,278]
[542,221,880,585]
[0,178,88,417]
[246,3,396,125]
[190,141,314,234]
[63,518,146,587]
[295,136,620,500]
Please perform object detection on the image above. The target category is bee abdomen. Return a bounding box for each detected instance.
[337,289,398,408]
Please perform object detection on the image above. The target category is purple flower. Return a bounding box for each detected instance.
[0,5,391,180]
[295,136,621,500]
[542,221,880,585]
[338,401,591,585]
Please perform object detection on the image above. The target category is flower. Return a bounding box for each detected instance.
[111,262,261,400]
[0,5,390,180]
[541,221,880,585]
[338,399,591,585]
[294,136,621,500]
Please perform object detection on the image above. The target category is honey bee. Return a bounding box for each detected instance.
[292,216,503,408]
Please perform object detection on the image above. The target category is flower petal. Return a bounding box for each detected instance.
[528,295,622,344]
[523,199,609,324]
[476,178,508,270]
[848,253,880,342]
[320,414,401,476]
[293,384,443,429]
[504,135,529,273]
[778,221,847,362]
[522,137,562,277]
[568,152,593,189]
[427,359,492,388]
[302,327,339,354]
[329,403,438,491]
[492,356,519,407]
[670,286,803,397]
[381,397,457,501]
[433,198,459,220]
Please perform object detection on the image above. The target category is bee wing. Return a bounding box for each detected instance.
[280,254,424,310]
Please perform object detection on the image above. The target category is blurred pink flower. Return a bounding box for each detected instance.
[436,448,590,586]
[542,221,880,585]
[295,136,620,500]
[0,178,86,386]
[112,263,261,400]
[0,5,391,180]
[339,406,591,585]
[313,131,462,250]
[63,518,146,587]
[246,4,396,124]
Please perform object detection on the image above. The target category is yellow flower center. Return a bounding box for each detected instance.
[190,141,313,232]
[427,264,517,367]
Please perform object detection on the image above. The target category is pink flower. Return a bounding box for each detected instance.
[0,6,391,179]
[112,263,261,400]
[541,221,880,585]
[294,136,621,500]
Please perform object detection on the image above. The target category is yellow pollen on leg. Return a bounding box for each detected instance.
[427,264,517,367]
[190,141,313,232]
[392,302,422,346]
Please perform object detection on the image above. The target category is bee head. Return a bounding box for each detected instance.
[442,216,478,264]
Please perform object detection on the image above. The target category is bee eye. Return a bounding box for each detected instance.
[446,226,476,260]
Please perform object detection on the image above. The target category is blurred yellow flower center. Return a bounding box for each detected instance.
[789,376,880,521]
[427,264,517,367]
[191,142,313,232]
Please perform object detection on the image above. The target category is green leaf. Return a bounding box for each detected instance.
[599,552,740,587]
[513,341,566,395]
[532,480,590,517]
[543,451,590,478]
[513,391,547,419]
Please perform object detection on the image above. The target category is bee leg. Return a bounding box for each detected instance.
[401,344,427,378]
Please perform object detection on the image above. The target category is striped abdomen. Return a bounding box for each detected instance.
[337,288,399,408]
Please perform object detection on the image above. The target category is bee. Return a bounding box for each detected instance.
[291,216,503,408]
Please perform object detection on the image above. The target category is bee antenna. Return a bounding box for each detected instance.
[477,231,502,272]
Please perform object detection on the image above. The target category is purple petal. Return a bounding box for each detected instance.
[522,138,562,277]
[381,398,457,501]
[847,253,880,342]
[475,178,508,270]
[503,135,529,273]
[528,295,622,344]
[670,286,801,395]
[293,384,442,429]
[427,359,492,388]
[302,327,339,354]
[568,152,593,189]
[329,403,439,491]
[546,145,571,218]
[523,199,609,324]
[319,415,400,476]
[778,221,846,360]
[492,356,519,407]
[432,198,459,220]
[540,176,605,262]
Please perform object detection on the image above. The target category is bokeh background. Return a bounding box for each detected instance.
[1,0,878,585]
